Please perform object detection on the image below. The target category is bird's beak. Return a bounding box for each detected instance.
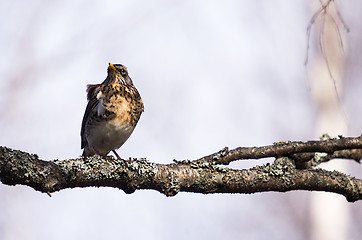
[109,63,117,71]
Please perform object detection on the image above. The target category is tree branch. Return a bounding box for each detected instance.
[197,136,362,165]
[1,136,362,202]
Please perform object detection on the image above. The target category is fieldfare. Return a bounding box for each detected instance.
[81,63,143,159]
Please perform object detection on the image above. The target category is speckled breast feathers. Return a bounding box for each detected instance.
[81,63,143,157]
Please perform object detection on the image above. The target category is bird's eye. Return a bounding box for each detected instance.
[119,68,127,76]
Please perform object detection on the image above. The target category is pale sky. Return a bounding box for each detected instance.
[0,1,361,239]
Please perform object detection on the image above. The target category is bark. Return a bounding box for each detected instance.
[0,136,361,202]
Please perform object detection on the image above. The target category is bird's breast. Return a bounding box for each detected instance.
[86,118,135,155]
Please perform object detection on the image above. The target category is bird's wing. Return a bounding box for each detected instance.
[81,84,101,149]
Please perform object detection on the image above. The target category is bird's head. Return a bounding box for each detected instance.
[107,63,133,85]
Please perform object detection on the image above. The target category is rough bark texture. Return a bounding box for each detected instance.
[1,136,362,202]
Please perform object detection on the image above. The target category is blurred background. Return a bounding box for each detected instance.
[0,0,362,239]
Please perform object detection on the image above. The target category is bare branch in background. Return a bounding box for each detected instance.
[305,0,349,99]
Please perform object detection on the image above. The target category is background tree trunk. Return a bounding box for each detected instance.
[308,1,349,239]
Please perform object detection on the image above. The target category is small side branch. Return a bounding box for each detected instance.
[197,136,362,165]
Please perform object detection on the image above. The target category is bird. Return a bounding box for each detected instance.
[81,63,144,159]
